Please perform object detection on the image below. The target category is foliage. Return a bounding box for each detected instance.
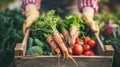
[0,8,25,66]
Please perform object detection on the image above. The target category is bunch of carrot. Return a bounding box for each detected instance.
[58,15,85,53]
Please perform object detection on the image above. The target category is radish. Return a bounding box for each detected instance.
[103,20,118,35]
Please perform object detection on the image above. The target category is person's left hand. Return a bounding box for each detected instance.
[23,4,39,34]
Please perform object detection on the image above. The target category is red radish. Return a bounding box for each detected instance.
[103,20,118,35]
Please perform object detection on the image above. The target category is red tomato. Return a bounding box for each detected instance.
[72,44,83,55]
[83,36,91,43]
[79,39,84,46]
[75,38,80,44]
[83,45,91,51]
[87,39,96,48]
[83,50,95,56]
[75,38,84,46]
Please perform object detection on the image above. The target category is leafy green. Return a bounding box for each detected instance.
[30,10,62,40]
[29,10,62,55]
[0,8,25,50]
[0,8,25,66]
[57,14,85,36]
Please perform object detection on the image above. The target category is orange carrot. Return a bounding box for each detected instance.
[62,30,74,54]
[62,30,69,37]
[71,30,80,45]
[59,33,64,40]
[67,47,73,55]
[53,32,68,58]
[73,30,79,39]
[70,26,77,38]
[47,36,61,55]
[53,32,78,67]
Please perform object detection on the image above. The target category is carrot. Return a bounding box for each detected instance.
[47,36,61,55]
[71,30,80,45]
[62,30,69,37]
[51,47,55,54]
[67,47,72,55]
[70,26,78,38]
[53,32,67,58]
[73,30,79,39]
[62,30,72,46]
[53,32,78,67]
[59,33,64,40]
[62,30,74,54]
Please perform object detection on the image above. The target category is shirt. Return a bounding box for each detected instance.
[21,0,98,15]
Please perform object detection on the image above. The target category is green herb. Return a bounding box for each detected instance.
[30,10,62,40]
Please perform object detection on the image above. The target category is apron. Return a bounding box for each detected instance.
[40,0,81,18]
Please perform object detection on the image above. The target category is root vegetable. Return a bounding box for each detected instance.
[53,32,68,58]
[67,47,73,55]
[59,33,64,39]
[72,30,80,45]
[47,36,61,55]
[53,32,78,67]
[70,26,78,38]
[62,30,69,37]
[62,30,74,54]
[73,30,79,39]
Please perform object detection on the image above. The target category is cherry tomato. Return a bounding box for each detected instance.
[79,39,84,46]
[83,50,95,56]
[75,38,80,44]
[83,45,91,51]
[83,36,91,43]
[87,39,96,48]
[72,44,83,55]
[75,38,84,46]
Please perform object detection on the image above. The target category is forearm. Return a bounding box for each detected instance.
[21,0,41,15]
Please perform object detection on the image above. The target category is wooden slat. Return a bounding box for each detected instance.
[15,56,113,67]
[14,29,29,56]
[102,45,114,56]
[14,43,24,56]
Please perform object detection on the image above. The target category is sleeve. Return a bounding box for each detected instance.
[78,0,98,13]
[21,0,41,15]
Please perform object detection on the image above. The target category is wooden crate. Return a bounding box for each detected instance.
[14,30,114,67]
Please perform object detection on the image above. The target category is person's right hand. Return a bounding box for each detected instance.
[23,4,39,34]
[82,12,99,35]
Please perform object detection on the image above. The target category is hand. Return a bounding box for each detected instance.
[23,5,39,34]
[82,12,99,35]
